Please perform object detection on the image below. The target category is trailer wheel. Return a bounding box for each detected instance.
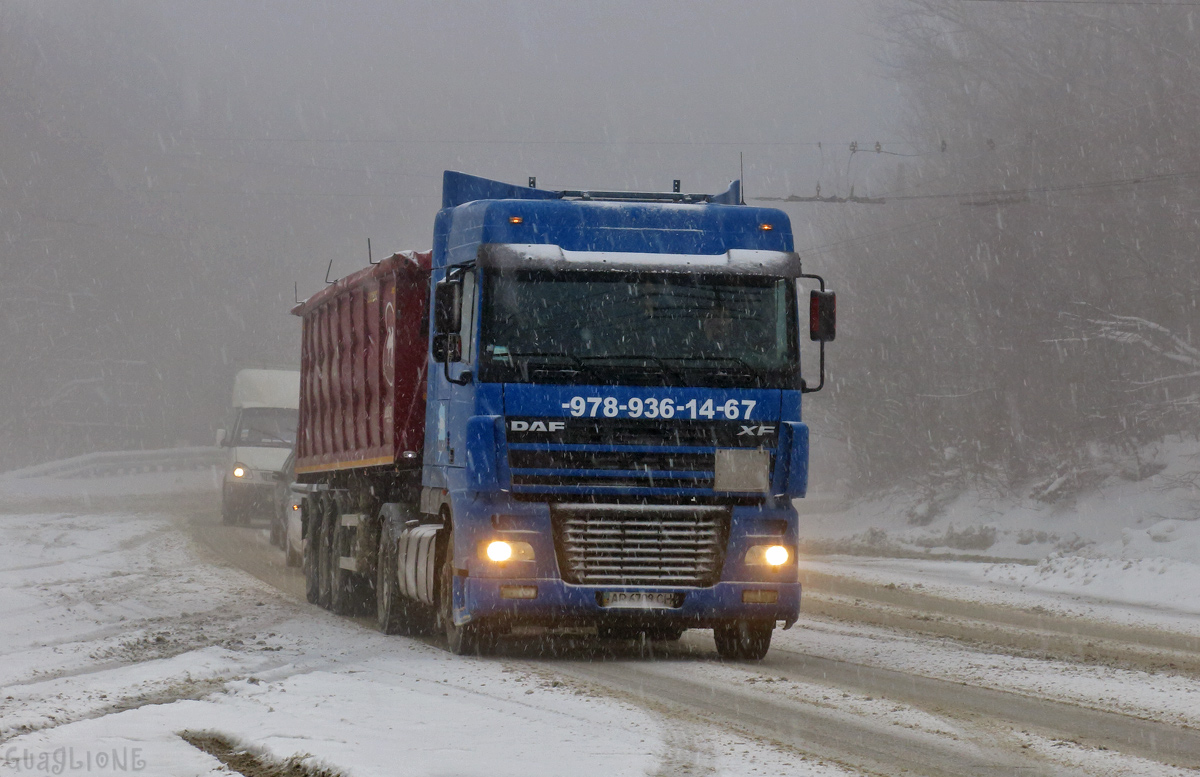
[303,497,321,603]
[328,498,373,616]
[328,500,354,615]
[376,524,433,635]
[437,524,494,656]
[714,620,773,661]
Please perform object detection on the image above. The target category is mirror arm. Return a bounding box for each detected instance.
[443,354,472,386]
[801,341,825,394]
[798,272,826,291]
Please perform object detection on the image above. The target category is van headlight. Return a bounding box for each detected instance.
[232,463,247,478]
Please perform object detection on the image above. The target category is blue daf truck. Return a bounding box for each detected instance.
[294,172,835,660]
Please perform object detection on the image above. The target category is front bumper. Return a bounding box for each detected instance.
[223,480,276,514]
[456,577,800,629]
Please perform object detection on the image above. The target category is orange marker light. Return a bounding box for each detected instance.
[509,216,524,224]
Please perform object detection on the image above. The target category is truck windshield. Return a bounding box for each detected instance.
[479,270,799,388]
[233,407,298,449]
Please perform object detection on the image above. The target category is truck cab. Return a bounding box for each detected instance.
[422,172,828,657]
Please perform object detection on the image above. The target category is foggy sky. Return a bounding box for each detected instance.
[1,0,898,464]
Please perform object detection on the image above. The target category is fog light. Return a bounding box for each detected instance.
[500,585,538,600]
[743,589,779,604]
[486,541,512,562]
[232,464,246,478]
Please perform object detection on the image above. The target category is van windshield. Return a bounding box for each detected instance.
[233,407,298,449]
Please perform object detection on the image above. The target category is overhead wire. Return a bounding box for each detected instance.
[957,0,1200,5]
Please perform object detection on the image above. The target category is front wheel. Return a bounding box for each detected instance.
[438,525,494,656]
[376,525,433,636]
[714,620,773,661]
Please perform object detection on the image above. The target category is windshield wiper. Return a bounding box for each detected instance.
[507,351,602,379]
[579,354,685,382]
[679,355,759,375]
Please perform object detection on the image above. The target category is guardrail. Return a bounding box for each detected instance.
[0,447,225,480]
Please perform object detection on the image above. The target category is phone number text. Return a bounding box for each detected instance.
[560,396,757,420]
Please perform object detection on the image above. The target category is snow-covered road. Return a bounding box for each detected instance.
[3,474,1200,776]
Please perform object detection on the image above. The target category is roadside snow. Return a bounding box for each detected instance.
[798,436,1200,627]
[799,435,1200,562]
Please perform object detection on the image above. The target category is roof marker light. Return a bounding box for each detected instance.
[759,224,774,231]
[509,216,524,224]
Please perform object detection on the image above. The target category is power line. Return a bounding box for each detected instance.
[892,168,1200,202]
[132,135,922,149]
[762,168,1200,207]
[958,0,1200,5]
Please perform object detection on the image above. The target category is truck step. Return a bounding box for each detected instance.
[339,513,364,529]
[338,556,358,572]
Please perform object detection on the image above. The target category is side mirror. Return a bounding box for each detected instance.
[434,280,462,336]
[216,429,227,447]
[809,290,836,342]
[433,333,462,363]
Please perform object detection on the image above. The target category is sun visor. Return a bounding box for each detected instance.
[476,243,803,277]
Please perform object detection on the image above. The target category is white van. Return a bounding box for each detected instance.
[217,369,300,525]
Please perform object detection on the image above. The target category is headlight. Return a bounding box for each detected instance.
[478,540,535,562]
[746,544,791,566]
[232,464,247,478]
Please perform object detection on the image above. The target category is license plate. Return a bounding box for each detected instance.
[598,591,682,609]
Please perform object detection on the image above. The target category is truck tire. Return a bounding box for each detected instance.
[375,524,433,635]
[437,524,494,656]
[328,499,353,615]
[714,620,773,661]
[329,498,373,617]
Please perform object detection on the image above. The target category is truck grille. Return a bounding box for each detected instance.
[505,417,776,493]
[509,449,714,489]
[552,504,728,587]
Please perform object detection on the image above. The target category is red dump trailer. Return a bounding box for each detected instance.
[291,251,431,478]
